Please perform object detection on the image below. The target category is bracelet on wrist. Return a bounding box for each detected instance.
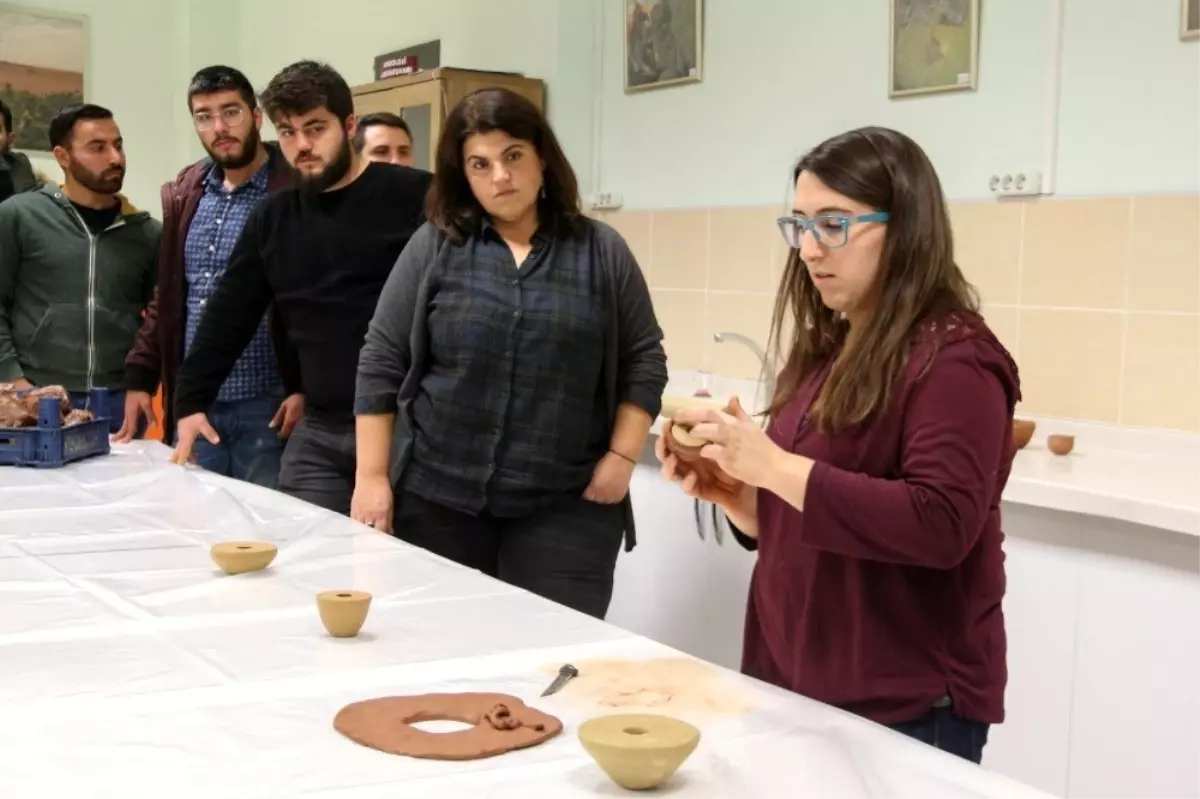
[609,449,637,465]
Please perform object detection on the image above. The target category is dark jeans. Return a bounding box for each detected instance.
[68,391,126,435]
[394,490,625,619]
[889,703,990,764]
[191,394,283,489]
[278,412,356,515]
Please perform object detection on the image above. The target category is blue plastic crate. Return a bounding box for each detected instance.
[0,387,112,468]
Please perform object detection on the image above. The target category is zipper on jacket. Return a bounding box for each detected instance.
[65,205,126,391]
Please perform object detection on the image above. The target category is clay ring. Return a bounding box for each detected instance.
[334,693,563,760]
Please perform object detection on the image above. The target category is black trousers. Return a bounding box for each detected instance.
[278,412,357,515]
[394,490,625,619]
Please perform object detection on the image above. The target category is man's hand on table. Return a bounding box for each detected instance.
[112,390,157,443]
[351,473,394,533]
[170,412,220,465]
[10,377,32,391]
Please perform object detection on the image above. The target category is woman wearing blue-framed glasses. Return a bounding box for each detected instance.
[658,126,1021,764]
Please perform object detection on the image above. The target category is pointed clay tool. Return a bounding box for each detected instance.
[541,664,579,697]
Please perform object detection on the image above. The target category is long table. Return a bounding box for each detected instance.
[0,443,1053,798]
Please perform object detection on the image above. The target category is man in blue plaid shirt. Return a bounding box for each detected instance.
[120,66,303,487]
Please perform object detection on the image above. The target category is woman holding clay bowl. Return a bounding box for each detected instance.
[657,127,1021,764]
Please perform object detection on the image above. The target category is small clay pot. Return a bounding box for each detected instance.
[579,713,701,791]
[317,590,372,638]
[1047,434,1075,456]
[1012,419,1036,450]
[663,422,743,492]
[659,395,727,421]
[210,541,278,575]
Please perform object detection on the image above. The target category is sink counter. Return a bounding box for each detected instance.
[654,371,1200,537]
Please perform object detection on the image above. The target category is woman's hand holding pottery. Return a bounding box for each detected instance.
[677,396,787,490]
[656,397,759,534]
[583,451,636,504]
[351,473,394,534]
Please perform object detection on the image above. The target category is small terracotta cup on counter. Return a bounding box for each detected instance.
[1012,419,1036,450]
[1047,434,1075,456]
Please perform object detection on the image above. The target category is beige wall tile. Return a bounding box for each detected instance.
[597,210,653,278]
[768,222,793,295]
[1017,309,1124,422]
[981,304,1020,358]
[708,206,778,293]
[637,194,1196,435]
[1127,196,1200,313]
[706,293,776,379]
[1121,314,1200,432]
[651,290,707,371]
[650,210,709,290]
[951,201,1023,305]
[1020,198,1130,309]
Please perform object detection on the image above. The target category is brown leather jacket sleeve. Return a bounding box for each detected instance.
[125,179,178,394]
[124,267,168,394]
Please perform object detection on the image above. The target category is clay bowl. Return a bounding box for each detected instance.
[210,541,278,575]
[1047,434,1075,456]
[659,394,728,422]
[579,713,701,791]
[317,590,372,638]
[1012,419,1036,450]
[664,423,744,492]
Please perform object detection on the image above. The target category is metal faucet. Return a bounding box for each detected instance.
[712,331,776,410]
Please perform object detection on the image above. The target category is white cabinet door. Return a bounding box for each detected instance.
[700,505,757,670]
[608,464,713,658]
[607,464,757,673]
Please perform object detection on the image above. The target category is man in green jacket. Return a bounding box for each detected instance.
[0,98,41,203]
[0,103,160,433]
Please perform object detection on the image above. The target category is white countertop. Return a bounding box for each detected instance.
[656,371,1200,538]
[0,443,1052,799]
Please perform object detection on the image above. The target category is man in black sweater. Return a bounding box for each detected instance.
[171,60,432,515]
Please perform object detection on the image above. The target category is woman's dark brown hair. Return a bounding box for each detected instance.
[426,87,583,243]
[769,126,980,432]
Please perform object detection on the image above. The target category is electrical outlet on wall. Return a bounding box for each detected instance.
[987,171,1043,197]
[588,192,624,211]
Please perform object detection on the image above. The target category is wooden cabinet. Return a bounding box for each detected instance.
[351,68,545,171]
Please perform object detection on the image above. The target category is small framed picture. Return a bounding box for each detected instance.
[889,0,981,98]
[624,0,703,94]
[1183,0,1199,40]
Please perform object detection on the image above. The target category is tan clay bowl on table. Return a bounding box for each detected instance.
[578,713,701,791]
[210,541,277,575]
[317,590,372,638]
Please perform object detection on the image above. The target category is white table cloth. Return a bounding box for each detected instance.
[0,443,1052,798]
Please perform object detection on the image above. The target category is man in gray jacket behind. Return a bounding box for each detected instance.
[0,103,160,432]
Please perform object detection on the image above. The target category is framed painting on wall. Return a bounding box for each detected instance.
[624,0,703,94]
[889,0,980,98]
[1183,0,1199,40]
[0,4,87,153]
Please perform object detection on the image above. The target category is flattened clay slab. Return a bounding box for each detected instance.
[334,692,563,760]
[544,658,758,717]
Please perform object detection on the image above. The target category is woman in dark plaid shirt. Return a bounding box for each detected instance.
[352,88,668,619]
